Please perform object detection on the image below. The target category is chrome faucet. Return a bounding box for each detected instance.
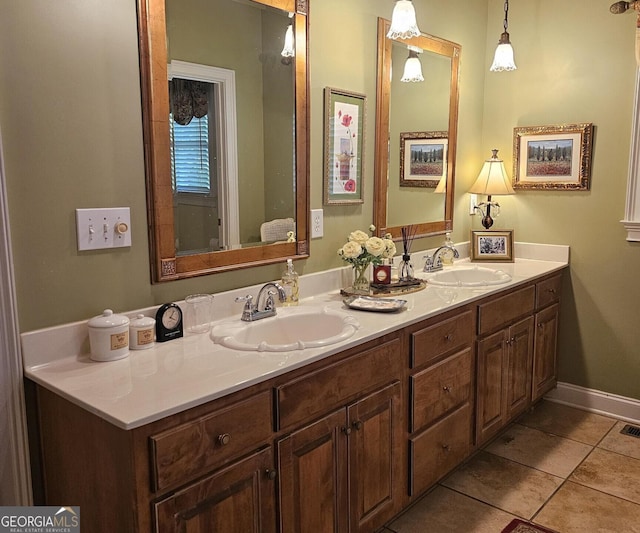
[423,245,459,273]
[235,282,287,322]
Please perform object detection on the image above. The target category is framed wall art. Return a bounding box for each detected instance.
[513,123,594,190]
[470,229,514,262]
[323,87,366,205]
[399,131,448,188]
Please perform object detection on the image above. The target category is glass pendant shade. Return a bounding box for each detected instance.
[490,33,517,72]
[387,0,421,40]
[401,49,424,82]
[469,149,515,196]
[281,24,295,58]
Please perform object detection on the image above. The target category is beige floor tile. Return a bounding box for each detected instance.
[518,400,616,445]
[442,451,563,520]
[485,424,592,478]
[599,420,640,460]
[388,486,516,533]
[570,447,640,504]
[534,481,640,533]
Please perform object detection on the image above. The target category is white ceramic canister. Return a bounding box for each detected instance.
[88,309,130,362]
[129,314,156,350]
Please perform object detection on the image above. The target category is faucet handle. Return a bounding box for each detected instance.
[235,295,254,309]
[423,255,434,272]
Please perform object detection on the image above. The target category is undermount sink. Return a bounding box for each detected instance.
[211,306,360,352]
[423,266,512,287]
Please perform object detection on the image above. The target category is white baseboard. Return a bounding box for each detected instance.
[545,382,640,425]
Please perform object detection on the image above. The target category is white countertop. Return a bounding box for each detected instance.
[22,243,569,430]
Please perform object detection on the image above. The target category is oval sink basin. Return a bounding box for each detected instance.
[211,307,360,352]
[424,266,512,287]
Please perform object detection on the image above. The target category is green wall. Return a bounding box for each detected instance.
[0,0,637,400]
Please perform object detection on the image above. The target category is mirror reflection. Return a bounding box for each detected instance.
[374,18,460,241]
[138,0,309,281]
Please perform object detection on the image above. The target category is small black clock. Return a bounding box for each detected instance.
[155,303,183,342]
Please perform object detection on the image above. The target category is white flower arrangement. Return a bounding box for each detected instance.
[338,225,396,268]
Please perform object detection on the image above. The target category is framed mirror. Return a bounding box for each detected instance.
[373,18,460,240]
[137,0,309,282]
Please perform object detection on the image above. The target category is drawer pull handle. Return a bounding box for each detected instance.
[217,433,231,446]
[352,420,363,431]
[442,443,451,452]
[442,385,451,393]
[341,426,352,436]
[265,469,277,481]
[444,334,453,342]
[537,323,544,329]
[547,288,557,294]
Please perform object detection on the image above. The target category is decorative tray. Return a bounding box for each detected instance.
[343,295,407,313]
[340,279,426,298]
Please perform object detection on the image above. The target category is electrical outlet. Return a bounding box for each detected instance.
[311,208,323,238]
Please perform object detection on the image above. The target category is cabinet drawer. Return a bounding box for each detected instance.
[150,391,273,491]
[536,274,562,309]
[409,404,471,496]
[478,285,535,335]
[411,311,473,368]
[275,337,401,430]
[410,348,472,433]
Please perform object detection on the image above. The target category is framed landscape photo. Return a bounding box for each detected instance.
[323,87,366,205]
[470,230,514,262]
[399,131,448,188]
[513,123,594,190]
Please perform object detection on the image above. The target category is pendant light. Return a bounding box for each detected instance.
[490,0,517,72]
[387,0,422,40]
[401,46,424,83]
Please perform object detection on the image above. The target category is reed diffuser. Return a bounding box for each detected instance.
[399,226,416,281]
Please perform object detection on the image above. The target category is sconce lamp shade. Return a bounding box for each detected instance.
[281,24,295,58]
[469,149,515,196]
[387,0,422,40]
[401,48,424,82]
[490,33,517,72]
[434,175,447,193]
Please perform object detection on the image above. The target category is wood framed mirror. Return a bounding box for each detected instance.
[137,0,309,282]
[374,18,460,240]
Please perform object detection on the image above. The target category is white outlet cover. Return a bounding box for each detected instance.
[311,208,323,238]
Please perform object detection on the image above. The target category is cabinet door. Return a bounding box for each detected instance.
[532,303,559,402]
[476,329,506,446]
[153,446,276,533]
[348,382,402,533]
[278,409,349,533]
[505,317,534,421]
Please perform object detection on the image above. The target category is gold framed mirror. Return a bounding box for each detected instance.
[373,18,460,240]
[137,0,309,282]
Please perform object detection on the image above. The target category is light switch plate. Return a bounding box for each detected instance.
[311,208,323,238]
[76,208,132,251]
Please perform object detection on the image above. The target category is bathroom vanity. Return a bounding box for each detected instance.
[23,253,567,532]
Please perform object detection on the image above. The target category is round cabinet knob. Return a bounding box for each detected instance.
[341,426,352,436]
[115,222,129,235]
[265,469,277,480]
[444,334,453,342]
[442,443,451,452]
[217,433,231,446]
[442,385,451,393]
[352,420,363,431]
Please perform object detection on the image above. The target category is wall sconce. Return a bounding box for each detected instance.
[387,0,422,40]
[401,46,424,82]
[469,149,515,229]
[280,14,295,64]
[490,0,517,72]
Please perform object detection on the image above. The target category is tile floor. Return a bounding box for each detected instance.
[384,400,640,533]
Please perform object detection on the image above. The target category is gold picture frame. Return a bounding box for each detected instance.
[399,131,448,188]
[513,123,594,190]
[470,230,514,262]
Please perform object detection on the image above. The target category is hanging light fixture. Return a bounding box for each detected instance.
[490,0,517,72]
[281,13,295,64]
[401,46,424,82]
[387,0,422,40]
[469,149,515,229]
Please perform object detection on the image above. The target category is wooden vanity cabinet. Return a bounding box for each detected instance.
[406,307,475,497]
[276,335,404,533]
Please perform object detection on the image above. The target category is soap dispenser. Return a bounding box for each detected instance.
[441,232,455,266]
[281,258,299,306]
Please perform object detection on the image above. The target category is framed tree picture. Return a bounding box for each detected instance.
[323,87,366,205]
[399,131,448,188]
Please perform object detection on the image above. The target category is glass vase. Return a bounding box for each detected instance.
[352,263,371,294]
